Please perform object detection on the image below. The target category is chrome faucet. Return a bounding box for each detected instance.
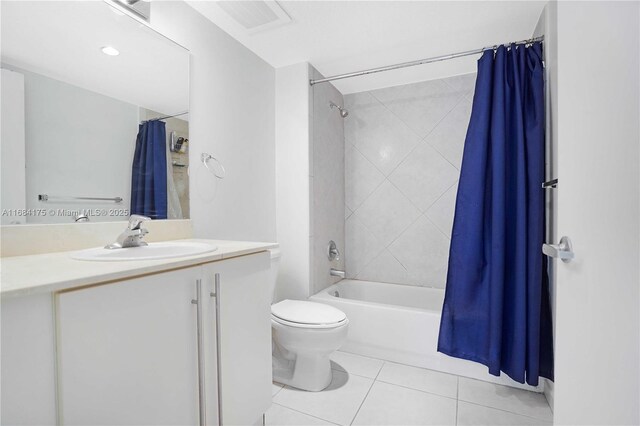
[105,215,151,249]
[330,268,346,278]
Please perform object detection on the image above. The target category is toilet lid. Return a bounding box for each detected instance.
[271,300,346,326]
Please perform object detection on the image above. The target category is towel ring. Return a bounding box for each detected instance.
[201,153,226,179]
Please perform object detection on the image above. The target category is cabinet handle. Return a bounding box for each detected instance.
[193,279,207,426]
[214,273,223,425]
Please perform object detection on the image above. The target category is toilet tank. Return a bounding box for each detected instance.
[267,248,281,303]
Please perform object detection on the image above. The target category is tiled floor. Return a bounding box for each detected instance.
[268,351,553,426]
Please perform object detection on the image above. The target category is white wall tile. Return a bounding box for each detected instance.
[425,97,472,170]
[376,79,463,138]
[367,83,407,105]
[389,141,459,212]
[426,182,458,239]
[311,67,345,294]
[442,73,477,95]
[355,249,414,286]
[344,92,421,176]
[345,205,353,220]
[353,181,421,247]
[345,143,385,211]
[344,75,470,288]
[345,215,384,277]
[344,90,380,110]
[388,215,450,288]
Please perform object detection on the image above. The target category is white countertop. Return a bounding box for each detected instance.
[0,239,278,297]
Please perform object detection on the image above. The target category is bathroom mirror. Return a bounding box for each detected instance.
[0,1,190,224]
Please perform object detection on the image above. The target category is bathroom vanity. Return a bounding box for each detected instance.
[0,2,276,423]
[1,240,276,426]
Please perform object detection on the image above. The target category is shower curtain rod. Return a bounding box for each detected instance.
[309,36,544,86]
[141,111,189,123]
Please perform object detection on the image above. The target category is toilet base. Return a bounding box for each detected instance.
[272,347,333,392]
[271,315,349,392]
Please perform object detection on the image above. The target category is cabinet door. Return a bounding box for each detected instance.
[56,267,202,425]
[203,252,272,426]
[1,293,57,425]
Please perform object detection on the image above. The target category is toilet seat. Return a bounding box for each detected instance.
[271,300,347,329]
[271,315,348,329]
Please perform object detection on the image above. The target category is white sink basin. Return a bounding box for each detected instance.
[71,241,218,262]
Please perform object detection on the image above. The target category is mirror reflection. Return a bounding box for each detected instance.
[0,1,190,224]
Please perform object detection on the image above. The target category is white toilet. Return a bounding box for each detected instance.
[268,249,349,392]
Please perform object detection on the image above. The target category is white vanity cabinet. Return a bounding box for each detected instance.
[22,249,273,426]
[56,266,202,425]
[202,254,273,426]
[1,293,58,425]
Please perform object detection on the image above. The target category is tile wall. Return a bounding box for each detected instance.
[310,68,346,294]
[344,73,476,288]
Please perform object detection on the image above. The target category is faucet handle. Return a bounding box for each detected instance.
[128,214,151,230]
[328,240,340,261]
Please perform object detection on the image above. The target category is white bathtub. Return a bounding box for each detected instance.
[310,279,542,392]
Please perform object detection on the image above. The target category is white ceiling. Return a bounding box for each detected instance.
[188,1,546,94]
[1,1,189,116]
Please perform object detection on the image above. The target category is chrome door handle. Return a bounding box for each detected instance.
[214,273,223,426]
[542,236,574,263]
[192,279,206,426]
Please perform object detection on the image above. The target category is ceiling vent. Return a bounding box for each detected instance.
[216,1,291,34]
[109,0,151,22]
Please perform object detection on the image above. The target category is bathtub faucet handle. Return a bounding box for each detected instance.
[330,268,346,279]
[328,240,340,261]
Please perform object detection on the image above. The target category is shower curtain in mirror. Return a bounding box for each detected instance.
[130,120,168,219]
[437,42,554,386]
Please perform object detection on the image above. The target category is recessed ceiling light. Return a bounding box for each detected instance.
[101,46,120,56]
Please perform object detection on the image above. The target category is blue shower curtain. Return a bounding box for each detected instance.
[130,120,168,219]
[437,42,554,386]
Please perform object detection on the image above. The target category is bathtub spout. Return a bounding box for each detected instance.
[330,268,346,278]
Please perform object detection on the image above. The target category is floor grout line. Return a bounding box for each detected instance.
[329,367,379,380]
[274,350,552,426]
[348,379,375,425]
[338,352,551,424]
[348,361,385,426]
[456,400,553,424]
[270,402,342,425]
[373,378,458,401]
[455,376,459,426]
[271,383,285,398]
